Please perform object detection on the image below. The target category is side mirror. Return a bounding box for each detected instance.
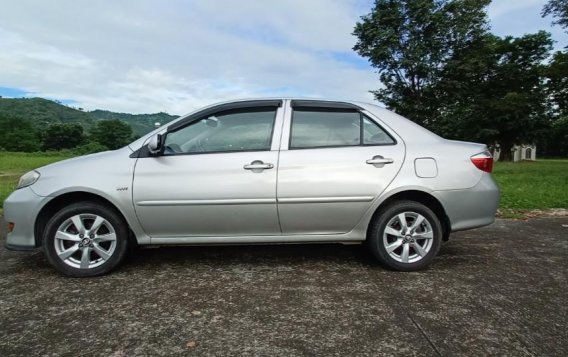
[148,134,162,155]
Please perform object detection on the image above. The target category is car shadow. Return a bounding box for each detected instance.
[123,243,376,267]
[4,238,486,278]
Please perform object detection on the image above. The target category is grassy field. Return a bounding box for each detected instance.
[0,153,567,216]
[493,159,568,209]
[0,152,72,211]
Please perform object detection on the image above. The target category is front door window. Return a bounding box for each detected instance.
[163,108,277,155]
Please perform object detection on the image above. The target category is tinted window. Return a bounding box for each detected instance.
[291,110,360,148]
[290,109,394,149]
[164,108,276,154]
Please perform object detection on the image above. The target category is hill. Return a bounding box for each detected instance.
[0,97,95,128]
[0,97,178,136]
[90,110,177,136]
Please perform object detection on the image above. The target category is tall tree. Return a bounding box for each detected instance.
[90,119,132,150]
[540,1,568,156]
[353,0,490,126]
[542,0,568,32]
[540,51,568,156]
[546,51,568,114]
[354,0,554,161]
[439,32,553,161]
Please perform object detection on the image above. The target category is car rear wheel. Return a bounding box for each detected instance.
[367,200,442,271]
[42,202,129,277]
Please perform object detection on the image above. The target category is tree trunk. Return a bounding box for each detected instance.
[499,142,514,162]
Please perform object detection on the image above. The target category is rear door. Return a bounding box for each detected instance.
[276,100,405,234]
[132,101,284,238]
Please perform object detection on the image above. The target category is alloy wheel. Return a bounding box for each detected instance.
[382,211,434,264]
[53,214,118,269]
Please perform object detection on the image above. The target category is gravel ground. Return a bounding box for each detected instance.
[1,217,567,356]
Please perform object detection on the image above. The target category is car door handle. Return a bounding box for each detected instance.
[244,161,274,171]
[366,156,394,165]
[366,158,393,165]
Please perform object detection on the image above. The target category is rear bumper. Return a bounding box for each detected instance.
[434,174,500,232]
[3,187,51,250]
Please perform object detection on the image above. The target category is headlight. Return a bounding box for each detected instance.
[16,170,41,189]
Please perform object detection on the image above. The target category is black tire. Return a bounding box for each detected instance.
[367,200,442,271]
[42,202,129,277]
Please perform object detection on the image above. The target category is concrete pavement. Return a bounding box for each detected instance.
[0,217,567,356]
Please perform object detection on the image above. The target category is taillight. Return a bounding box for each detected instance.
[471,151,493,173]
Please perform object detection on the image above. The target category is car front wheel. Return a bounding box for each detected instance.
[367,200,442,271]
[42,202,129,277]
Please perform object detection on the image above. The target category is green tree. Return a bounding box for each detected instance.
[546,51,568,113]
[0,115,41,152]
[550,116,568,156]
[542,0,568,32]
[539,51,568,157]
[439,32,553,161]
[353,0,490,126]
[90,119,133,150]
[353,0,554,161]
[42,123,85,151]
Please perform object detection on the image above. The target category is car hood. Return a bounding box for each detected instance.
[30,147,136,197]
[35,147,132,175]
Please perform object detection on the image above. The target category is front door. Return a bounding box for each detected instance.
[132,103,283,238]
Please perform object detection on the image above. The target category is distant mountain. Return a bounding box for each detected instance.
[0,97,178,136]
[0,97,95,127]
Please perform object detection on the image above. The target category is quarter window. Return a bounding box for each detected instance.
[363,117,395,145]
[290,108,394,149]
[163,107,276,155]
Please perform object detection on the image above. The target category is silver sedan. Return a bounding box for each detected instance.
[3,99,499,276]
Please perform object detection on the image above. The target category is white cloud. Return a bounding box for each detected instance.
[1,0,561,114]
[0,0,378,114]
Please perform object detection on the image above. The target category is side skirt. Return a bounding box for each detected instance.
[149,234,365,245]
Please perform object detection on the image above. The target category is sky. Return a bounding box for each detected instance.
[0,0,565,115]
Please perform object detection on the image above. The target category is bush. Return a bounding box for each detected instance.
[71,142,109,155]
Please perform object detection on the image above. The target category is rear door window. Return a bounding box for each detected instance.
[290,108,394,149]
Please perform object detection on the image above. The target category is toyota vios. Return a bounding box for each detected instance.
[3,99,499,276]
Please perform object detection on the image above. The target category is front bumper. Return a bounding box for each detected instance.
[3,187,51,250]
[434,173,500,232]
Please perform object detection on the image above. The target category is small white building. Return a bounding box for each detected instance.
[492,144,536,162]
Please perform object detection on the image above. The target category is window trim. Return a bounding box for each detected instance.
[168,100,282,132]
[288,107,397,150]
[290,99,364,111]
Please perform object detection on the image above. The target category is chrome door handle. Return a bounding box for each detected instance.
[366,158,393,165]
[244,163,274,170]
[244,160,274,171]
[366,156,394,166]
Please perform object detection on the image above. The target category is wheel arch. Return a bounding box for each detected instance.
[367,189,451,242]
[34,191,135,248]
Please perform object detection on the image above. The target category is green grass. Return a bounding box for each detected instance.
[493,159,568,210]
[0,152,72,211]
[0,152,567,217]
